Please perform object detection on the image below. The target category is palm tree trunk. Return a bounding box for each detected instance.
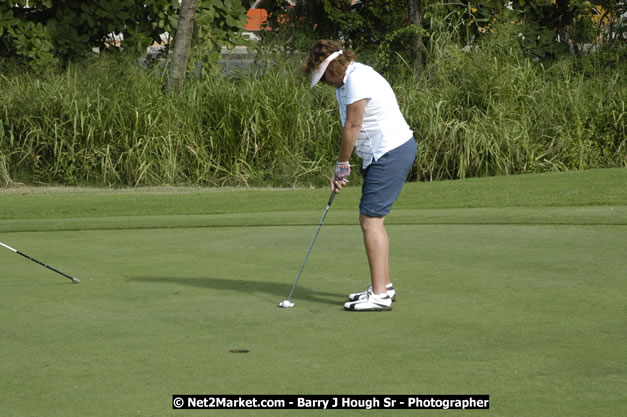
[408,0,426,72]
[168,0,199,94]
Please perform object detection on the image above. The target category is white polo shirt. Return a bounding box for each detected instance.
[336,62,413,168]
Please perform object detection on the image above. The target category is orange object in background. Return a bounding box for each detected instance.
[244,8,269,31]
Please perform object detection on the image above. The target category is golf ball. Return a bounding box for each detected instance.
[279,300,294,308]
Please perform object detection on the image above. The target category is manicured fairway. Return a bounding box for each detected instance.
[1,169,626,417]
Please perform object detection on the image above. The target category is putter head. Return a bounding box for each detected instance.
[72,278,80,284]
[278,300,294,308]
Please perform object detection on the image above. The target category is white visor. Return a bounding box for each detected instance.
[310,50,343,88]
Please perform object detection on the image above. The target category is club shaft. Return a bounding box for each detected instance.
[1,241,80,283]
[286,191,335,301]
[0,241,17,252]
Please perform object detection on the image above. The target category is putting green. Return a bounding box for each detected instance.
[1,169,625,416]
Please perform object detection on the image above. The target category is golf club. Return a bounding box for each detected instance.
[1,241,81,283]
[279,190,336,308]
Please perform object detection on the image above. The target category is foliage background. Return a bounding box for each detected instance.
[0,0,247,70]
[0,0,625,187]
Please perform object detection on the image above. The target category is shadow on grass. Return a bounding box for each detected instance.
[128,276,343,306]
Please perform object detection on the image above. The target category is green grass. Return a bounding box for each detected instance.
[1,169,626,417]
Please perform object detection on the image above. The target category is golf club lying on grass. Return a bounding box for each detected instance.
[279,190,336,308]
[0,241,81,284]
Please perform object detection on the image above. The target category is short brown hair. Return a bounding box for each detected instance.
[303,40,356,78]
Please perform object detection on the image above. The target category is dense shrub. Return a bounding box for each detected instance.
[0,33,625,187]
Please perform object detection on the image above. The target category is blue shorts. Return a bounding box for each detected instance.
[359,137,417,217]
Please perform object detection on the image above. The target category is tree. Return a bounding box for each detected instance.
[168,0,199,93]
[441,0,617,58]
[408,0,426,72]
[0,0,247,71]
[264,1,428,71]
[0,1,177,69]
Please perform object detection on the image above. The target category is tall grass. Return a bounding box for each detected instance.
[0,33,625,187]
[392,19,627,180]
[0,55,340,187]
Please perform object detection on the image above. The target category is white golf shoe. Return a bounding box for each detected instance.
[344,290,393,311]
[347,283,396,302]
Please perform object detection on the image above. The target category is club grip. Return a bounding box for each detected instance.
[327,190,336,206]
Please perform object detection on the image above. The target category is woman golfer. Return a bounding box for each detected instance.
[304,40,417,311]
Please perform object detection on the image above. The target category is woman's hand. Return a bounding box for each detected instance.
[331,161,350,192]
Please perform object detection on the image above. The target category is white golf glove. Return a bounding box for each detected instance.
[331,161,350,191]
[334,161,350,181]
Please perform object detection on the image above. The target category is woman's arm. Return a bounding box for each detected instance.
[333,98,367,192]
[338,98,367,161]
